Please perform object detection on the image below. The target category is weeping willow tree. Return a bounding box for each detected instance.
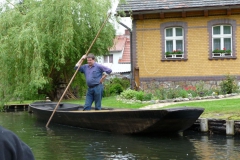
[0,0,116,103]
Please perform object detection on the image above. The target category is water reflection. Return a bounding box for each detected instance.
[38,124,197,160]
[1,112,240,160]
[186,132,240,160]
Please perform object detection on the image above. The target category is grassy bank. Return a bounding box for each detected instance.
[3,96,148,109]
[162,98,240,120]
[63,96,149,109]
[4,100,35,105]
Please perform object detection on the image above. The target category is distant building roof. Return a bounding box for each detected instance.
[109,30,130,64]
[118,38,130,63]
[109,36,127,52]
[117,0,240,14]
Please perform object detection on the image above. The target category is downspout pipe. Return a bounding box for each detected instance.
[116,18,134,90]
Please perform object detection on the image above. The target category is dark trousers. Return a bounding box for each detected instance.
[83,84,103,110]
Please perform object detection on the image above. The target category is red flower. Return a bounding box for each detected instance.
[223,48,226,50]
[184,86,196,91]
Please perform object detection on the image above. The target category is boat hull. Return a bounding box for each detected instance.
[29,102,204,134]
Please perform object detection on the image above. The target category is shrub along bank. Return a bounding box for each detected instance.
[119,75,239,101]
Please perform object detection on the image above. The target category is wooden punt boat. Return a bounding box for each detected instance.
[29,101,204,134]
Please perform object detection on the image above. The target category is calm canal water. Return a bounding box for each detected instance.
[1,111,240,160]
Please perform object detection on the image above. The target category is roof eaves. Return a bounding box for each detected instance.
[112,71,131,74]
[117,3,240,16]
[118,62,131,64]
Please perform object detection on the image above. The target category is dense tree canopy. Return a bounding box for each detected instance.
[0,0,116,103]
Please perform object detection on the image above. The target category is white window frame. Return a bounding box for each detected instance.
[212,25,232,57]
[104,54,113,63]
[165,27,184,59]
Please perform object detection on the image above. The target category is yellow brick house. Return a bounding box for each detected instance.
[117,0,240,90]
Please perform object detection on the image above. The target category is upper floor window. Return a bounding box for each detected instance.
[104,54,113,63]
[208,19,236,60]
[160,21,188,61]
[212,25,232,57]
[165,27,184,59]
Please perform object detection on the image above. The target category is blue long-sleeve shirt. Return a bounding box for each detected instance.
[75,63,112,87]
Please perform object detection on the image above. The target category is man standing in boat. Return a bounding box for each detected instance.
[75,53,112,111]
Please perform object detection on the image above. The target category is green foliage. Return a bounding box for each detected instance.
[110,77,130,90]
[186,89,198,97]
[135,91,144,101]
[211,88,222,95]
[143,93,152,101]
[109,83,123,95]
[120,89,152,101]
[120,89,138,99]
[149,79,239,100]
[153,87,167,100]
[104,77,130,97]
[165,50,183,55]
[195,81,208,97]
[117,0,128,17]
[0,0,115,102]
[166,88,179,99]
[103,84,111,97]
[154,88,190,100]
[118,78,239,102]
[212,49,231,54]
[177,89,189,98]
[220,75,238,94]
[64,96,148,109]
[136,91,153,101]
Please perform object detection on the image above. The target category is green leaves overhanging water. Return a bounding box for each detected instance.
[0,0,115,103]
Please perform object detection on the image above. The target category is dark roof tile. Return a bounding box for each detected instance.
[117,0,240,13]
